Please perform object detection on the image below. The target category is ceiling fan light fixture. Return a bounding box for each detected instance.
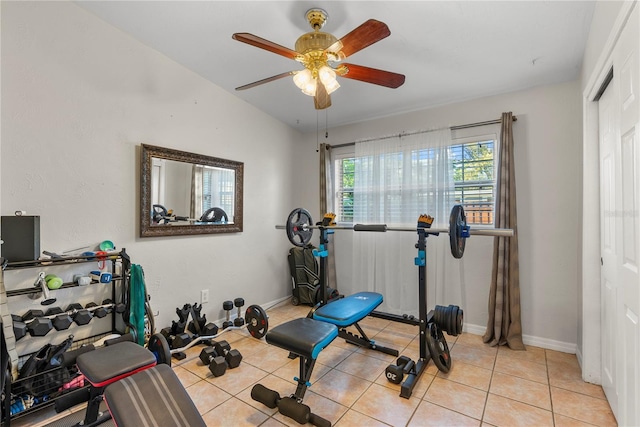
[319,65,340,94]
[294,69,317,96]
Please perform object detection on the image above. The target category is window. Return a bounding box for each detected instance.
[333,135,497,225]
[201,165,235,218]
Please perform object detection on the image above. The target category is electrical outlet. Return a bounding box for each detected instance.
[200,289,209,304]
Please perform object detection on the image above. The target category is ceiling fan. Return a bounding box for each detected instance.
[232,8,405,110]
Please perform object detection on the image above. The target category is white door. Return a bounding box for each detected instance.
[599,75,620,419]
[614,4,639,425]
[599,5,639,425]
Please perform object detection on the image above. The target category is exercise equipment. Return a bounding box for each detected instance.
[222,300,234,329]
[251,318,335,427]
[147,304,268,366]
[28,272,56,305]
[385,356,415,385]
[279,205,514,258]
[198,346,228,377]
[275,207,507,398]
[233,297,245,327]
[11,301,126,339]
[213,340,243,369]
[104,364,205,427]
[152,204,228,225]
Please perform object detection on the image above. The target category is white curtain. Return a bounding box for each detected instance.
[348,128,462,316]
[190,165,203,220]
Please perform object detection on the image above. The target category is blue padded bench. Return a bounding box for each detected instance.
[311,291,398,356]
[251,317,337,426]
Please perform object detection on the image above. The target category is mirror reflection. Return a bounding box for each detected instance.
[140,144,243,237]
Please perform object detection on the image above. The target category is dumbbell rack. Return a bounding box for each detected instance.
[0,249,132,426]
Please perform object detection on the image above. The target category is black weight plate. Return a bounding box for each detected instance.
[286,208,314,247]
[455,307,464,336]
[449,205,467,259]
[426,322,451,373]
[148,333,171,367]
[245,304,269,339]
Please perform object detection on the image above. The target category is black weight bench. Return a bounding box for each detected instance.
[104,363,204,427]
[251,317,337,427]
[311,291,398,356]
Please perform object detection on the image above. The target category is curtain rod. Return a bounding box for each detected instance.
[329,115,517,149]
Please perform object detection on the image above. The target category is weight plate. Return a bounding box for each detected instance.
[148,332,171,367]
[245,304,269,339]
[449,205,467,259]
[426,322,451,373]
[286,208,314,247]
[152,204,168,223]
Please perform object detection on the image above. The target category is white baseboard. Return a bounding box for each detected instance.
[212,295,290,325]
[464,323,577,354]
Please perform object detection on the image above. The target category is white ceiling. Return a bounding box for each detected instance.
[76,1,595,133]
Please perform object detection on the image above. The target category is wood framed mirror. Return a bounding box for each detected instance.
[140,144,243,237]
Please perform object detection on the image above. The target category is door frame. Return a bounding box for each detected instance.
[581,1,637,384]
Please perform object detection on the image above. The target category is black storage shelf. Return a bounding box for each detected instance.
[1,249,131,426]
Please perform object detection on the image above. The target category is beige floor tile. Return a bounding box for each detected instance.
[231,336,273,358]
[205,362,268,395]
[546,349,579,365]
[548,359,606,400]
[243,345,292,373]
[489,371,551,410]
[423,377,487,420]
[483,393,553,427]
[334,409,391,427]
[438,360,492,391]
[450,342,497,370]
[335,351,393,382]
[352,383,421,427]
[173,364,203,387]
[185,379,232,414]
[374,328,417,349]
[494,352,548,384]
[554,413,604,427]
[201,396,269,426]
[359,316,392,330]
[408,401,480,427]
[385,320,421,336]
[317,344,356,368]
[497,343,546,365]
[297,389,350,425]
[311,369,372,407]
[260,417,288,427]
[551,387,617,427]
[455,332,490,349]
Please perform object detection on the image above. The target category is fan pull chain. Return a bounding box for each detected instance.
[325,110,329,139]
[316,110,320,152]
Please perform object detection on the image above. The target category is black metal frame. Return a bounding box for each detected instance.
[315,225,437,398]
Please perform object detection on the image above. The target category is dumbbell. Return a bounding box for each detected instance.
[385,355,415,384]
[213,340,243,369]
[198,346,228,377]
[66,303,93,325]
[12,312,52,338]
[222,300,234,329]
[233,298,245,327]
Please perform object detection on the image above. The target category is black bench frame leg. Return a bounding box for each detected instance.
[338,322,399,357]
[76,385,111,427]
[292,355,315,400]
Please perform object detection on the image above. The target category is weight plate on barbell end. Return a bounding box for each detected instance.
[245,304,269,339]
[286,208,314,248]
[449,205,467,259]
[426,322,451,373]
[148,332,171,367]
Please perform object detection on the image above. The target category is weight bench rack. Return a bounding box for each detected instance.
[251,317,336,427]
[310,291,398,357]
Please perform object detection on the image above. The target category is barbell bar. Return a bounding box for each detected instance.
[276,205,514,258]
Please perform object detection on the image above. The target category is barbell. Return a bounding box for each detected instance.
[276,205,514,258]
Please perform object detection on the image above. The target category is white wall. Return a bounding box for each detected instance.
[295,80,582,350]
[0,1,300,350]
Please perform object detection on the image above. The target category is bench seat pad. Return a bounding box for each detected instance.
[77,341,157,387]
[105,363,205,427]
[266,318,338,360]
[313,292,383,327]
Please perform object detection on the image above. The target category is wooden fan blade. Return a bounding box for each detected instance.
[314,80,332,110]
[235,71,294,91]
[232,33,299,60]
[338,19,391,58]
[338,63,405,88]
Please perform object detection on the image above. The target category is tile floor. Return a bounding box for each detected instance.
[13,301,617,427]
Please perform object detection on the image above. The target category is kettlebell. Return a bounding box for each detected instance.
[45,274,63,290]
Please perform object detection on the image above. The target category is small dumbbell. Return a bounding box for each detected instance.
[198,346,227,377]
[213,340,243,369]
[222,300,233,329]
[233,298,245,327]
[385,355,415,384]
